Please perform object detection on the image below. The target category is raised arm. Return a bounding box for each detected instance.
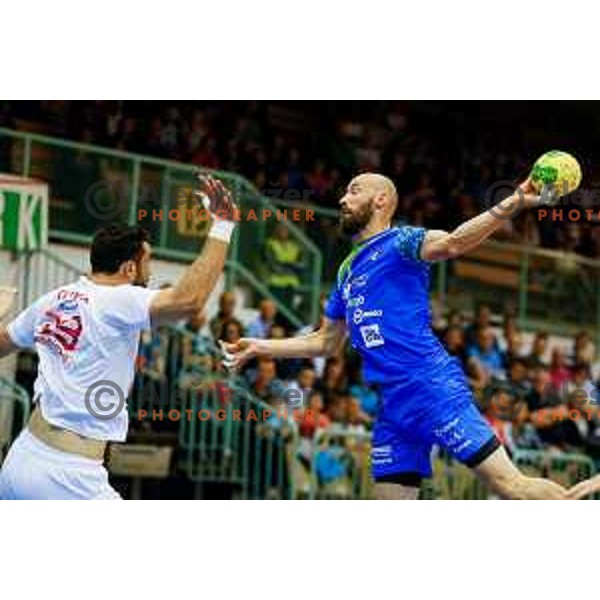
[222,317,347,370]
[421,178,539,261]
[150,175,237,326]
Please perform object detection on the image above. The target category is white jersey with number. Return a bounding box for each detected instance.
[6,276,159,442]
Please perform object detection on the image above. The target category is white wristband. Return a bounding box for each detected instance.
[208,219,236,243]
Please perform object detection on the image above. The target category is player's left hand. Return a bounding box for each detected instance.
[516,177,541,209]
[219,338,259,372]
[194,172,238,221]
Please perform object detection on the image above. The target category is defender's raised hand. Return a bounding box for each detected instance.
[195,172,238,221]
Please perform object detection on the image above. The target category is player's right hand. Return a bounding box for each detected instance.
[219,338,260,371]
[195,172,238,221]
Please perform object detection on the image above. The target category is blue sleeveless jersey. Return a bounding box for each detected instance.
[324,226,448,384]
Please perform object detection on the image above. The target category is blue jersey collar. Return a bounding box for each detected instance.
[354,227,395,249]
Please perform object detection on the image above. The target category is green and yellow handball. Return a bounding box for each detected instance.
[530,150,582,204]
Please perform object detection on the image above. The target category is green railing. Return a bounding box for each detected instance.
[130,326,298,499]
[0,127,322,327]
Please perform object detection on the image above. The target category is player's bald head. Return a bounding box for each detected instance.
[339,172,399,237]
[350,173,398,215]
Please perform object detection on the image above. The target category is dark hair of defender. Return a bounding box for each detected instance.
[90,225,150,274]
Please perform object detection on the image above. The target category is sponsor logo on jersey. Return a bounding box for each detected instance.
[353,308,383,324]
[342,282,352,301]
[57,298,80,312]
[347,295,365,308]
[360,324,385,348]
[369,249,382,262]
[371,444,393,465]
[350,274,368,288]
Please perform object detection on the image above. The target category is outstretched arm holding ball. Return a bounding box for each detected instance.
[420,178,540,261]
[421,150,582,262]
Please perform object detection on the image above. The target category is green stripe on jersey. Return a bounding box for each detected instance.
[337,245,361,287]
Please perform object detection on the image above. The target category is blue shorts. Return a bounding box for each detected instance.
[371,358,499,483]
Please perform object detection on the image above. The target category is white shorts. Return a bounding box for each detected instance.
[0,428,121,500]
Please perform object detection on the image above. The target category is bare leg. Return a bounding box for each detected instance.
[473,446,600,500]
[374,482,419,500]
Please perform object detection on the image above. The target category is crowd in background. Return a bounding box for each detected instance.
[137,290,600,489]
[3,100,600,260]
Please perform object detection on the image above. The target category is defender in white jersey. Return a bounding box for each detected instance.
[0,174,236,500]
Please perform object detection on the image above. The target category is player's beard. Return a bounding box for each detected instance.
[133,261,149,288]
[133,276,148,288]
[339,199,375,236]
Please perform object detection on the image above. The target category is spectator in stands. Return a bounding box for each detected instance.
[264,223,304,310]
[192,137,220,169]
[443,325,467,366]
[248,357,283,404]
[466,354,490,399]
[326,393,349,427]
[507,358,529,400]
[269,323,287,339]
[467,326,504,381]
[346,358,379,419]
[139,327,168,377]
[317,357,347,407]
[482,386,520,451]
[567,363,596,407]
[267,322,301,380]
[502,313,519,341]
[502,329,527,366]
[219,318,244,345]
[346,396,371,432]
[445,309,465,330]
[526,331,549,370]
[298,391,330,439]
[181,310,215,356]
[210,291,238,340]
[307,159,331,200]
[465,303,497,348]
[178,312,216,387]
[247,299,279,339]
[549,348,572,391]
[573,331,595,366]
[526,366,583,450]
[287,366,317,407]
[145,344,167,380]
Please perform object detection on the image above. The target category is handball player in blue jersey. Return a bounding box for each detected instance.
[224,173,600,499]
